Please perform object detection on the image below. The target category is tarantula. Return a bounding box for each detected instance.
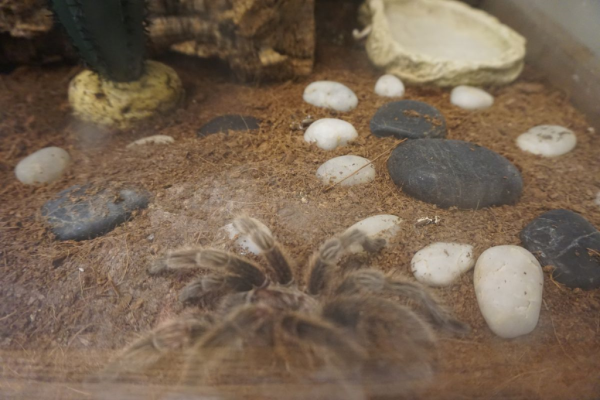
[101,217,468,399]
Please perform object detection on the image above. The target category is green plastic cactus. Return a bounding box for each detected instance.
[51,0,146,82]
[50,0,184,128]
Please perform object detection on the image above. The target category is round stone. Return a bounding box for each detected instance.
[387,139,523,209]
[516,125,576,157]
[15,147,71,185]
[370,100,447,139]
[223,221,272,256]
[520,209,600,289]
[42,185,149,241]
[411,242,475,287]
[374,75,405,98]
[127,135,174,148]
[198,115,260,137]
[304,118,358,151]
[474,245,543,339]
[316,155,375,187]
[303,81,358,112]
[344,215,402,253]
[450,86,494,110]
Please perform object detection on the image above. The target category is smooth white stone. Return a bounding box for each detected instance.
[304,118,358,151]
[374,75,405,97]
[127,135,174,148]
[411,242,475,287]
[516,125,577,157]
[474,245,544,339]
[450,86,494,110]
[344,215,402,253]
[316,155,375,186]
[223,222,272,255]
[303,81,358,112]
[15,147,71,185]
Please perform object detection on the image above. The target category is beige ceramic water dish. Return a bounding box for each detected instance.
[360,0,526,86]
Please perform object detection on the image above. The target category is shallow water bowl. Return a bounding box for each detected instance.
[361,0,526,86]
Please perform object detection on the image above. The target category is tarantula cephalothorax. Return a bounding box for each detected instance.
[101,217,468,399]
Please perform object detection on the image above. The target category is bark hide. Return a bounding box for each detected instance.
[0,0,315,81]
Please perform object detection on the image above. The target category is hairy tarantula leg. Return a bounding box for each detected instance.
[101,315,212,380]
[233,217,294,285]
[307,229,386,295]
[279,312,367,365]
[179,274,256,303]
[336,269,469,334]
[183,305,274,382]
[199,305,273,348]
[321,296,439,397]
[149,248,266,288]
[321,296,437,355]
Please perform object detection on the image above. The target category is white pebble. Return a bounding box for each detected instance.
[450,86,494,110]
[223,222,272,256]
[316,155,375,186]
[411,243,475,287]
[303,81,358,112]
[304,118,358,151]
[474,245,544,339]
[516,125,576,157]
[374,75,405,97]
[127,135,174,148]
[15,147,71,185]
[344,215,402,253]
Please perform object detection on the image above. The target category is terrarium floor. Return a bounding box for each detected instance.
[1,44,599,399]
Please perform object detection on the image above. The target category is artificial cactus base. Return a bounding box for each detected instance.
[68,61,184,129]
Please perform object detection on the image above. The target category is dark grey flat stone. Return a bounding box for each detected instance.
[198,115,260,137]
[387,139,523,209]
[521,209,600,290]
[42,185,149,241]
[370,100,447,139]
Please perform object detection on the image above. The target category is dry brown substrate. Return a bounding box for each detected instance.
[1,44,599,400]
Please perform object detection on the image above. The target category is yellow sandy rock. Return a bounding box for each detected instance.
[69,60,184,128]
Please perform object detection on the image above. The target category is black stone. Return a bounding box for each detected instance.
[370,100,447,139]
[198,115,260,137]
[387,139,523,209]
[520,209,600,290]
[42,185,149,241]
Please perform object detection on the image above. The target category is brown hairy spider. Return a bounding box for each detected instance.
[101,217,468,400]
